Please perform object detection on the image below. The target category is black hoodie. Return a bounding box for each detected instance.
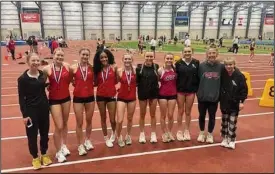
[220,67,248,112]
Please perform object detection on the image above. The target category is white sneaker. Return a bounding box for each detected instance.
[150,132,157,143]
[125,134,132,145]
[206,133,214,144]
[104,136,114,148]
[56,150,66,163]
[61,144,70,156]
[228,141,236,149]
[84,139,94,151]
[168,132,175,141]
[110,131,116,143]
[197,131,205,142]
[78,144,87,156]
[183,130,191,141]
[176,131,184,141]
[139,132,146,144]
[221,138,229,147]
[162,133,170,143]
[117,135,125,147]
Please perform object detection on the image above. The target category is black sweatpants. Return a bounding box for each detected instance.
[25,105,50,158]
[233,44,239,54]
[221,111,239,141]
[198,101,218,133]
[10,49,15,60]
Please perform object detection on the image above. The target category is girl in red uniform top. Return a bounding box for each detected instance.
[157,53,177,143]
[93,49,118,148]
[42,47,71,163]
[71,48,95,156]
[116,54,136,147]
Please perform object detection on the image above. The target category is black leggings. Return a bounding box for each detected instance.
[198,101,218,133]
[26,105,50,158]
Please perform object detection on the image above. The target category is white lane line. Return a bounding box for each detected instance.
[1,111,273,141]
[1,135,273,173]
[1,97,261,116]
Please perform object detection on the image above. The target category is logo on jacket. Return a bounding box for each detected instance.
[232,80,237,86]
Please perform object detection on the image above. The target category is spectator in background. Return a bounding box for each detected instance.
[51,38,59,54]
[32,36,38,54]
[149,38,157,57]
[218,37,223,48]
[58,37,63,47]
[184,36,191,47]
[174,36,178,45]
[7,36,16,61]
[232,36,239,54]
[249,38,256,63]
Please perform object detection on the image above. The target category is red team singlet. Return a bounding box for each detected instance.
[96,66,117,98]
[73,63,94,98]
[117,70,136,101]
[48,64,71,100]
[159,69,177,97]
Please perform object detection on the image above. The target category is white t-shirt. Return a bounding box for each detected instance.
[150,39,157,47]
[185,39,191,47]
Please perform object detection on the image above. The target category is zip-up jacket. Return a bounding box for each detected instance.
[17,70,49,118]
[175,58,200,93]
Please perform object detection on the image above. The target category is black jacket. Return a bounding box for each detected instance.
[175,58,200,93]
[17,70,49,118]
[220,67,248,112]
[136,63,159,99]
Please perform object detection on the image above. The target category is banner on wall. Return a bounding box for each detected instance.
[209,18,213,26]
[221,18,233,26]
[175,16,189,26]
[21,13,40,23]
[265,17,274,25]
[238,17,244,26]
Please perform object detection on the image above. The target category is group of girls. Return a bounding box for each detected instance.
[18,45,248,170]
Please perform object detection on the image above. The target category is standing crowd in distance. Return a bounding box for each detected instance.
[18,45,248,170]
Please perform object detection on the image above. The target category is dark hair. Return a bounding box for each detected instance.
[93,49,115,76]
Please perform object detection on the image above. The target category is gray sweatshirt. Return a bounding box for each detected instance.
[196,60,223,102]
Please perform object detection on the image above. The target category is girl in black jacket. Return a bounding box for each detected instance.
[136,51,159,144]
[18,53,52,170]
[219,57,248,150]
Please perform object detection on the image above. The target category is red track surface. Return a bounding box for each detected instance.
[1,41,274,173]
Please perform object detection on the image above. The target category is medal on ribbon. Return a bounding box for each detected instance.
[53,63,63,90]
[101,66,110,83]
[79,63,88,81]
[125,70,131,91]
